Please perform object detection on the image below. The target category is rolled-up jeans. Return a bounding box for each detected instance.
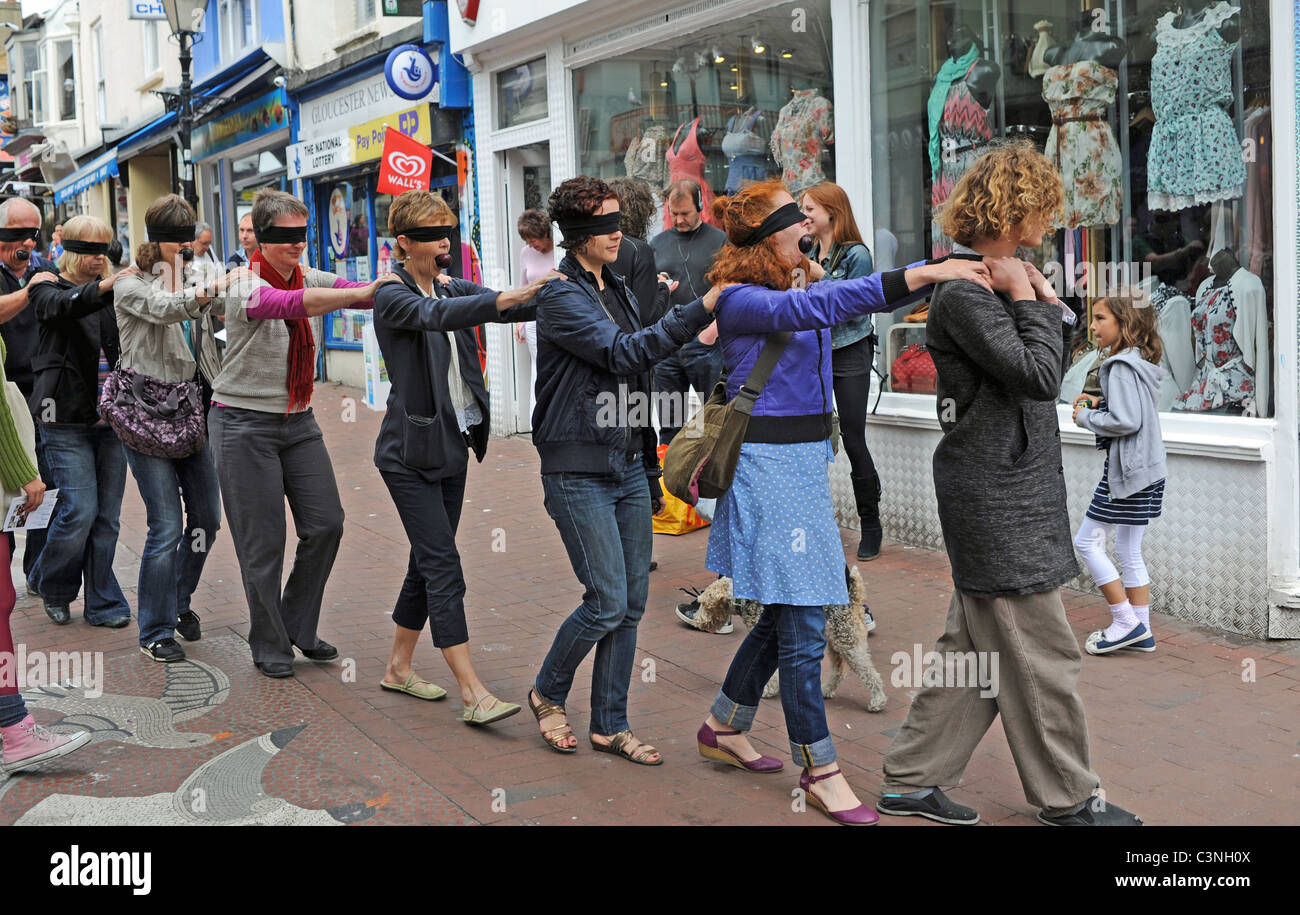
[535,463,652,736]
[31,422,130,622]
[710,603,837,767]
[124,442,222,646]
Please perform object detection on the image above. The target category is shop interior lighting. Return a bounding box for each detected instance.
[659,72,668,87]
[712,45,725,63]
[751,37,766,54]
[730,66,738,72]
[780,48,793,58]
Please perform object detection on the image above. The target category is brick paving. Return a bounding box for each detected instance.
[2,383,1297,826]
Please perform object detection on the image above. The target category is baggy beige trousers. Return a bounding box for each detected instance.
[881,588,1100,816]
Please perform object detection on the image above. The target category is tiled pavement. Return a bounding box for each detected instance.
[2,384,1298,826]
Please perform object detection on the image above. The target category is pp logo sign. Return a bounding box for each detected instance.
[385,45,437,101]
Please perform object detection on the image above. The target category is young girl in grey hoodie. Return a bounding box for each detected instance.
[1071,296,1168,655]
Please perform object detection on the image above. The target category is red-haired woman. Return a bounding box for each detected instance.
[695,179,989,824]
[801,182,885,565]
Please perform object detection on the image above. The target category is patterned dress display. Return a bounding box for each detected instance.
[768,89,833,198]
[930,63,992,257]
[663,118,719,229]
[1173,278,1254,412]
[1043,60,1122,228]
[1147,2,1245,211]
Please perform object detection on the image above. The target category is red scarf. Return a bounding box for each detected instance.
[251,250,315,413]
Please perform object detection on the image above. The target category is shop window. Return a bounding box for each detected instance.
[869,1,1275,418]
[496,57,548,129]
[322,180,371,281]
[572,0,835,235]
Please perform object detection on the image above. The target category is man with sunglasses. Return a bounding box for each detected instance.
[0,198,59,593]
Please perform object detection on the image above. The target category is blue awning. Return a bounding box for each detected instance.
[52,148,120,205]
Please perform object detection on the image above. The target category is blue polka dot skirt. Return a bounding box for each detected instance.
[706,439,850,606]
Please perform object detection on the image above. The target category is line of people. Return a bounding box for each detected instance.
[0,151,1157,825]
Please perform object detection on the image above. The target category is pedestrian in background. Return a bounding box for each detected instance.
[527,175,719,762]
[114,195,236,662]
[513,208,554,418]
[47,224,63,261]
[373,189,552,723]
[1071,296,1167,656]
[801,182,886,565]
[27,216,135,628]
[208,188,394,678]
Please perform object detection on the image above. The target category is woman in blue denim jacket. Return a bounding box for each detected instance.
[801,183,887,563]
[695,179,990,824]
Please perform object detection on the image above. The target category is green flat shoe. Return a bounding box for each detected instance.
[380,672,447,701]
[463,695,522,726]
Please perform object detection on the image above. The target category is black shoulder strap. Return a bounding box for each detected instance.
[732,332,792,416]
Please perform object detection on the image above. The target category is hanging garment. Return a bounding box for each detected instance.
[1173,268,1268,415]
[769,89,834,199]
[1043,60,1122,229]
[929,62,992,257]
[626,125,671,188]
[1147,2,1245,211]
[662,118,719,229]
[1149,282,1196,411]
[1242,107,1272,284]
[721,109,769,193]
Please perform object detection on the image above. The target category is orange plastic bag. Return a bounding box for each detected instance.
[652,444,710,535]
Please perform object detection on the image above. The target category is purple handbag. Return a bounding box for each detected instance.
[99,366,206,460]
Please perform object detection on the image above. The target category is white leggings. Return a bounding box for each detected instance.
[1073,517,1150,590]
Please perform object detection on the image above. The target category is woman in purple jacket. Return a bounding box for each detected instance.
[693,179,990,825]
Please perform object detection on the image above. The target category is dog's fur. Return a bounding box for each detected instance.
[693,567,887,711]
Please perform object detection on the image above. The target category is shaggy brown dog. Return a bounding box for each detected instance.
[693,567,887,711]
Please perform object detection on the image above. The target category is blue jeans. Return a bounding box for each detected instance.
[31,423,130,622]
[124,443,222,646]
[711,603,837,767]
[535,465,652,736]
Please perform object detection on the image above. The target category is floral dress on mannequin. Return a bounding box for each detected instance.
[1173,269,1268,414]
[930,63,992,257]
[662,117,718,229]
[1043,60,1122,228]
[1147,2,1245,211]
[769,89,833,198]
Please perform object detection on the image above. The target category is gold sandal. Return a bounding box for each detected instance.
[527,689,577,754]
[590,730,663,766]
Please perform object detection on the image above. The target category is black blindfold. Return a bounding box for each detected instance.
[256,224,308,245]
[739,203,806,247]
[146,224,197,243]
[399,225,456,242]
[61,239,110,255]
[0,227,41,243]
[557,211,621,241]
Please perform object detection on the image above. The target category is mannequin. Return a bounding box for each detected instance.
[663,116,719,228]
[1136,275,1196,411]
[1028,20,1057,78]
[769,87,833,197]
[1148,1,1244,211]
[928,24,1000,257]
[721,106,768,193]
[1041,18,1127,228]
[1173,249,1269,416]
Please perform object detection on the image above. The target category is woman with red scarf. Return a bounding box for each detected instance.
[209,189,396,678]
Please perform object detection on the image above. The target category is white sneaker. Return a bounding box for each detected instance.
[676,602,734,634]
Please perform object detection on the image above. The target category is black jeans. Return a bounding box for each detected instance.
[380,468,470,649]
[831,336,879,491]
[654,342,723,445]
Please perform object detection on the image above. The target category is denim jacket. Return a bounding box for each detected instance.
[819,243,875,349]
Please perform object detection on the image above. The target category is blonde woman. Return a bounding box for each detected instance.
[26,216,136,627]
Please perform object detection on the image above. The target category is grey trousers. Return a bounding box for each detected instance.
[209,406,344,665]
[881,588,1100,816]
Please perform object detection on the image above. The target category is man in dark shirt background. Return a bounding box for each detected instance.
[0,196,58,590]
[649,179,726,444]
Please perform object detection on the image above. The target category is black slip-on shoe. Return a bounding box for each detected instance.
[44,602,70,625]
[1038,796,1143,826]
[877,788,980,825]
[256,661,294,679]
[294,640,338,662]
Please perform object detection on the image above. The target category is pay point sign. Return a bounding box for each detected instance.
[376,128,434,195]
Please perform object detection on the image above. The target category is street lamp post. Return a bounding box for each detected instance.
[161,0,209,209]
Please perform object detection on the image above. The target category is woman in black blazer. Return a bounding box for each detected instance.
[372,189,554,725]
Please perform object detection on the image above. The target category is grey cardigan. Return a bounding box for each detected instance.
[1074,348,1167,500]
[114,270,223,385]
[926,278,1081,598]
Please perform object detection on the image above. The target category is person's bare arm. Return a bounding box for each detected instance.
[0,272,55,324]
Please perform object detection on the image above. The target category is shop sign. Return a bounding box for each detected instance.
[384,44,437,102]
[349,105,431,163]
[301,71,434,142]
[286,131,353,180]
[457,0,481,26]
[128,1,168,20]
[376,128,433,195]
[191,88,289,160]
[381,0,424,17]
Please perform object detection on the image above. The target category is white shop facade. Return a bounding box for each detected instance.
[448,0,1300,638]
